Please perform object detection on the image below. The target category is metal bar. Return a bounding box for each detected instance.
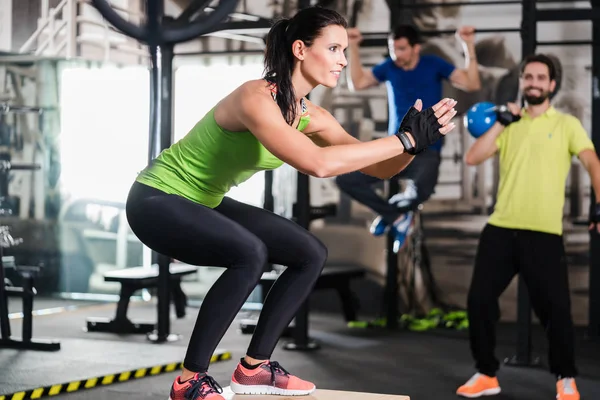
[41,0,49,19]
[0,104,44,114]
[363,27,521,38]
[385,178,400,329]
[202,7,261,22]
[288,175,312,348]
[589,0,600,341]
[391,0,590,6]
[425,27,522,35]
[505,0,537,369]
[20,0,69,53]
[21,274,33,342]
[66,0,75,59]
[176,0,213,22]
[264,171,274,212]
[350,0,363,27]
[175,49,264,57]
[207,31,264,44]
[392,0,522,7]
[536,8,599,22]
[79,0,144,18]
[0,245,11,340]
[35,19,69,55]
[145,0,175,343]
[284,0,318,353]
[155,43,175,343]
[360,27,521,47]
[203,19,272,35]
[537,40,593,46]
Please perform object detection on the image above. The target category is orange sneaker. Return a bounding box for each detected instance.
[169,373,224,400]
[230,360,315,395]
[557,377,580,400]
[456,373,501,398]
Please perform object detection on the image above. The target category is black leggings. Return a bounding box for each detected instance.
[125,182,328,372]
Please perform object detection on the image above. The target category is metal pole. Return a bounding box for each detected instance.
[145,1,176,344]
[0,243,11,340]
[284,172,318,350]
[283,0,319,352]
[588,0,600,341]
[505,0,542,368]
[264,171,274,212]
[510,0,537,367]
[152,43,176,343]
[385,179,400,329]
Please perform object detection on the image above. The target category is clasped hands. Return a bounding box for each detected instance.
[396,98,458,155]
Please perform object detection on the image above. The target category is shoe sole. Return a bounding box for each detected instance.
[230,381,316,396]
[456,387,501,398]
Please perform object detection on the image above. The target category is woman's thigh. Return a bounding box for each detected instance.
[126,183,266,267]
[215,196,328,267]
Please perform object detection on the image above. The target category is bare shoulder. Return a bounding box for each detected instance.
[237,79,271,95]
[304,98,337,133]
[215,79,278,130]
[305,98,329,116]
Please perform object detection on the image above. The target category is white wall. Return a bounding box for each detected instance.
[0,0,12,52]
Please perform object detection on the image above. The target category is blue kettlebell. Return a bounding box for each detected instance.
[464,101,497,138]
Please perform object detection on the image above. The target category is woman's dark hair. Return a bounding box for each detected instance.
[264,7,347,125]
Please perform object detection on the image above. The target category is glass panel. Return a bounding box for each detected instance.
[0,55,268,306]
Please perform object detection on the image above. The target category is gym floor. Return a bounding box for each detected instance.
[2,300,600,400]
[2,213,600,400]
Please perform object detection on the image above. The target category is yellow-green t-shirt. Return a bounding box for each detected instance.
[488,106,594,236]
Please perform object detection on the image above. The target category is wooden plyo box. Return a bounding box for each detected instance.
[221,387,410,400]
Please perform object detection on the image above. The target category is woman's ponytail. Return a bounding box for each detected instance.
[264,18,297,126]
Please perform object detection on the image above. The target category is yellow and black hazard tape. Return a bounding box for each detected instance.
[0,350,232,400]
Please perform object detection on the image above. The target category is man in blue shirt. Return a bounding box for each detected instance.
[336,24,481,252]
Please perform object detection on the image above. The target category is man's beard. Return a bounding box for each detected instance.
[523,87,550,105]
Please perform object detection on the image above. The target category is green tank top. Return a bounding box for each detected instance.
[135,98,310,209]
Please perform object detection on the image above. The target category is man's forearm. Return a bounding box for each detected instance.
[349,43,366,90]
[465,122,504,165]
[589,165,600,202]
[463,41,481,90]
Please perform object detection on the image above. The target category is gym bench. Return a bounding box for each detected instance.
[240,264,365,335]
[1,256,61,351]
[86,263,198,335]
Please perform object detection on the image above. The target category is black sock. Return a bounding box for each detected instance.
[240,357,264,370]
[557,375,574,381]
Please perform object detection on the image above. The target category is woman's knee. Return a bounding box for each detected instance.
[236,239,269,282]
[313,238,328,265]
[301,236,328,275]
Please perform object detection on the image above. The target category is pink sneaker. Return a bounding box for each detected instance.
[169,373,224,400]
[230,360,316,395]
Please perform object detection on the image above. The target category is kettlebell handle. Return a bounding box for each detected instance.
[485,105,509,113]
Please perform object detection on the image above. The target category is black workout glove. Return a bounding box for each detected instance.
[395,106,443,155]
[496,105,521,126]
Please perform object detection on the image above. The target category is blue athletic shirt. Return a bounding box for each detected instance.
[372,54,455,152]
